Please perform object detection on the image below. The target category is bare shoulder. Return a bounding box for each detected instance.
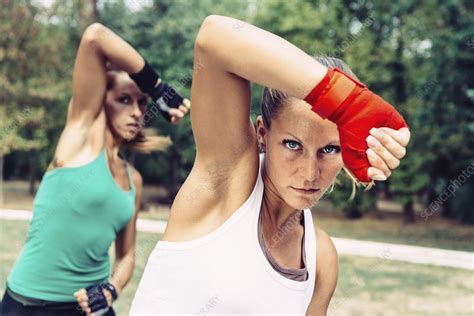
[306,225,339,316]
[128,164,143,194]
[315,226,338,263]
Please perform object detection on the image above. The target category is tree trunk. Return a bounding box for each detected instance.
[403,199,415,223]
[0,152,4,207]
[29,151,36,195]
[383,179,393,200]
[79,0,98,29]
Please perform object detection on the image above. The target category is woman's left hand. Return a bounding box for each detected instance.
[74,287,113,316]
[169,98,191,125]
[365,127,411,181]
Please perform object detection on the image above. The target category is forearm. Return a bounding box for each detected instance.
[84,23,146,75]
[195,15,327,99]
[109,252,135,295]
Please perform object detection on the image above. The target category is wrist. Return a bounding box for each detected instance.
[106,280,119,300]
[129,59,160,95]
[304,68,366,120]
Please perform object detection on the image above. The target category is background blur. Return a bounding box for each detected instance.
[1,0,473,315]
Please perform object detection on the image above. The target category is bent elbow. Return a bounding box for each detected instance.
[194,15,227,54]
[81,22,106,47]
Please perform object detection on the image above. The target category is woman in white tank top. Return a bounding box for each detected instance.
[131,15,410,315]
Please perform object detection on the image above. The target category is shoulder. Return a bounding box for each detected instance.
[128,164,143,196]
[314,225,338,287]
[306,225,339,315]
[315,226,338,269]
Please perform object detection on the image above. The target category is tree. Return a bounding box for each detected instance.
[0,0,68,203]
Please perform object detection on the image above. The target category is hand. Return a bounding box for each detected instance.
[149,82,189,123]
[169,99,191,125]
[74,285,113,316]
[366,127,410,181]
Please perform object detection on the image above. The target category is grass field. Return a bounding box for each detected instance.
[313,208,474,252]
[1,219,473,315]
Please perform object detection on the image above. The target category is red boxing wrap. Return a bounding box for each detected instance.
[304,68,408,183]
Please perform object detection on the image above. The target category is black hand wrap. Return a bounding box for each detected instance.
[85,281,117,315]
[129,60,184,122]
[149,82,184,121]
[129,60,159,95]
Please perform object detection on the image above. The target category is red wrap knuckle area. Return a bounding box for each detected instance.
[339,130,371,183]
[305,67,408,183]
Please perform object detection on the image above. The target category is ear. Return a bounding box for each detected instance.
[256,115,267,151]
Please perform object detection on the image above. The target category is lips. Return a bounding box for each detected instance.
[127,122,140,132]
[291,187,320,195]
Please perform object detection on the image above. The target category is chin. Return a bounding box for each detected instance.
[284,195,316,210]
[123,130,138,141]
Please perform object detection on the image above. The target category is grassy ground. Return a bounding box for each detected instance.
[313,207,474,252]
[333,255,473,315]
[1,219,473,315]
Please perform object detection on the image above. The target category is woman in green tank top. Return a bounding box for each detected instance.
[1,23,190,316]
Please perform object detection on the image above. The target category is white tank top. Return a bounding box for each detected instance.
[130,154,317,315]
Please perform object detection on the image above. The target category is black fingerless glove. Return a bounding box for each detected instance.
[85,281,118,315]
[129,60,184,122]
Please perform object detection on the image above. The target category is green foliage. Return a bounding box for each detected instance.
[1,0,472,223]
[324,174,377,218]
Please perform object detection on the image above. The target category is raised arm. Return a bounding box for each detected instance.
[190,15,408,183]
[68,23,146,126]
[192,15,327,167]
[167,16,328,229]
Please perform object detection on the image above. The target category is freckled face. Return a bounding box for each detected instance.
[104,72,148,141]
[257,99,344,210]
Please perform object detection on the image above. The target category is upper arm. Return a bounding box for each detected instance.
[166,16,259,222]
[115,168,142,259]
[191,15,258,174]
[68,23,108,127]
[306,227,339,316]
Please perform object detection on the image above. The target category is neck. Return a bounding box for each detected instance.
[105,127,122,160]
[261,163,300,229]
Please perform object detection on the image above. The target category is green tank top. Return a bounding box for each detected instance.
[7,147,135,302]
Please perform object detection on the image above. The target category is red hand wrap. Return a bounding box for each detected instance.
[304,68,408,183]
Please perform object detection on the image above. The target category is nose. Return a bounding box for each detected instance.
[299,154,320,183]
[130,101,143,119]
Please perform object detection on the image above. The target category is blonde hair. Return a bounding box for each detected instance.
[260,56,374,197]
[125,127,171,153]
[106,64,171,153]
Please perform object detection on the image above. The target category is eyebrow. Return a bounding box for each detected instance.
[280,131,304,143]
[280,132,340,146]
[118,92,147,99]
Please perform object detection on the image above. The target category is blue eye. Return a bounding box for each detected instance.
[321,145,341,154]
[283,139,301,150]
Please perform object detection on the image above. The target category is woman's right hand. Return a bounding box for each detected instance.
[74,285,113,316]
